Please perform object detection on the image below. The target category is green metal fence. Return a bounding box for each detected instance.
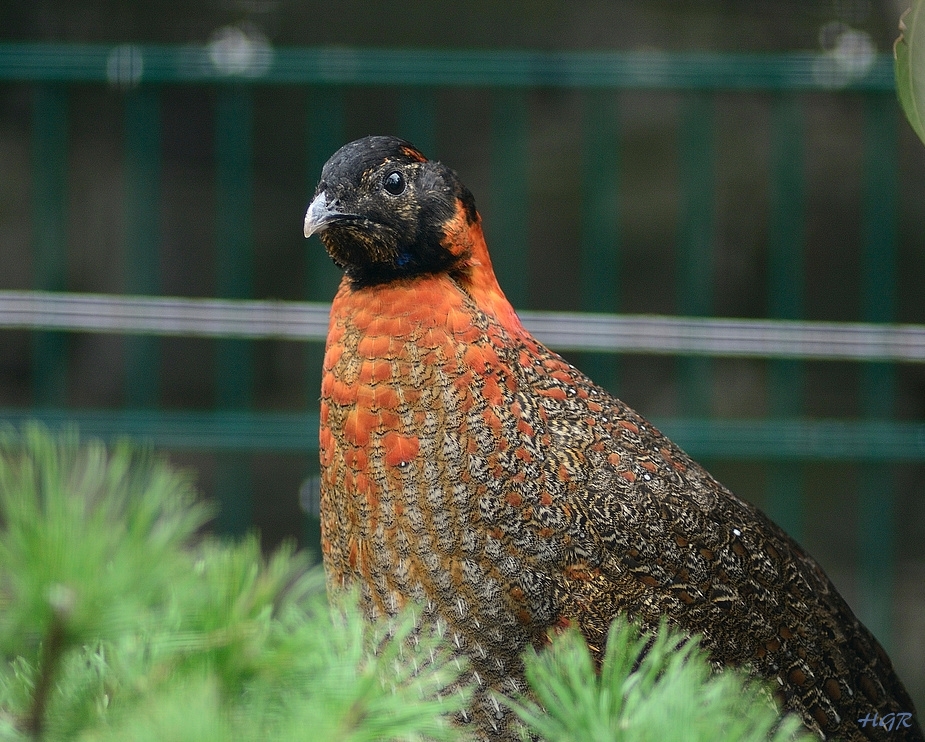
[0,43,922,655]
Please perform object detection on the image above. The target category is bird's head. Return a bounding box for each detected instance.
[304,135,481,287]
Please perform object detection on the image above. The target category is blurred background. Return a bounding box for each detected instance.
[1,0,924,712]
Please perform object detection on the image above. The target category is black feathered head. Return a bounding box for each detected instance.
[304,136,478,286]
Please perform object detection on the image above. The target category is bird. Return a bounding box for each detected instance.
[303,135,922,741]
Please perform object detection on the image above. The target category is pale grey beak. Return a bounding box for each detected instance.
[303,192,346,238]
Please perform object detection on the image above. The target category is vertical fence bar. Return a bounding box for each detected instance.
[766,93,806,542]
[214,85,255,536]
[488,89,530,309]
[30,84,69,407]
[857,93,899,648]
[676,92,715,417]
[397,87,437,157]
[123,86,162,407]
[304,86,345,553]
[579,90,621,393]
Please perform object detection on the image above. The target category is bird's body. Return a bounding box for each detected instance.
[305,136,922,741]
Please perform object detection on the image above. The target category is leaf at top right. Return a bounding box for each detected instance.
[896,1,925,146]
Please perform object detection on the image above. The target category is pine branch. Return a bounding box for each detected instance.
[507,617,814,742]
[0,425,467,742]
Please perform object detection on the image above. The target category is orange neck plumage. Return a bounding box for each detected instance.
[443,203,525,338]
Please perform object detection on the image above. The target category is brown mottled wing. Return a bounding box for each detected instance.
[487,329,922,742]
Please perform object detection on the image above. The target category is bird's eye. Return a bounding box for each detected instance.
[383,171,406,196]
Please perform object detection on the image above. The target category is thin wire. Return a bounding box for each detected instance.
[2,290,924,363]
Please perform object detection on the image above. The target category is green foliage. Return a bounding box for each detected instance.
[896,1,925,145]
[0,425,466,741]
[508,618,813,742]
[0,425,209,650]
[0,425,807,741]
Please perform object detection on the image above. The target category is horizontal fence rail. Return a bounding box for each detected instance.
[1,409,923,461]
[3,291,925,362]
[0,408,321,451]
[0,43,896,90]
